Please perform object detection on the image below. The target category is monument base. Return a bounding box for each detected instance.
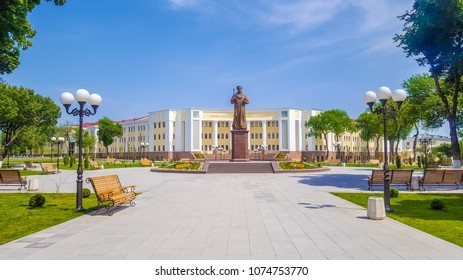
[231,130,250,162]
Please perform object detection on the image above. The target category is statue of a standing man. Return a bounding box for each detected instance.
[231,85,249,130]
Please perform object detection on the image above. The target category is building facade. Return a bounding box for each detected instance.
[85,107,382,162]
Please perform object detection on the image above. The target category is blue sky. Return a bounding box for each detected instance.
[5,0,438,131]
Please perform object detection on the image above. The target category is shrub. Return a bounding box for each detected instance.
[431,199,446,210]
[82,188,91,198]
[29,194,46,208]
[390,188,399,198]
[63,155,70,166]
[408,157,412,166]
[84,157,90,169]
[70,155,76,167]
[395,156,401,169]
[417,155,422,168]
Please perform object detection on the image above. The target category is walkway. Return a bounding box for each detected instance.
[0,167,462,260]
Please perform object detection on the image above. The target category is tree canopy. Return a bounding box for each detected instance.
[97,117,123,156]
[356,111,382,159]
[394,0,463,166]
[0,83,61,158]
[0,0,66,74]
[305,109,354,159]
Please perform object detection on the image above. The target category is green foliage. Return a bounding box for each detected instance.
[395,0,463,162]
[0,84,61,159]
[97,117,123,156]
[274,152,287,159]
[417,155,422,168]
[82,188,91,198]
[74,129,96,157]
[69,154,75,167]
[390,188,399,198]
[0,0,67,74]
[431,199,446,210]
[84,157,89,169]
[29,194,46,208]
[63,155,69,166]
[192,153,205,159]
[395,156,402,169]
[305,109,354,157]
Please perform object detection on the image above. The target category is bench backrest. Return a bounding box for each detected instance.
[106,158,115,163]
[139,159,151,166]
[87,175,124,202]
[370,169,384,184]
[90,161,100,168]
[391,169,413,184]
[0,169,22,184]
[422,169,445,184]
[441,169,463,185]
[40,163,56,173]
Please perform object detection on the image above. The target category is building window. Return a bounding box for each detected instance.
[163,145,165,151]
[209,133,212,139]
[259,133,262,139]
[226,134,229,139]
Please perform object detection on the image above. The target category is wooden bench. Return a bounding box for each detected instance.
[368,169,414,191]
[369,159,380,165]
[0,169,27,190]
[418,169,463,191]
[89,160,101,169]
[327,158,341,165]
[139,159,152,167]
[85,174,136,216]
[40,162,57,174]
[105,157,116,164]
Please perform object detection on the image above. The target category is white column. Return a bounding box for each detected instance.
[213,121,218,146]
[262,121,267,147]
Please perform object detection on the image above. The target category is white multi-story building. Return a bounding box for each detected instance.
[84,107,381,162]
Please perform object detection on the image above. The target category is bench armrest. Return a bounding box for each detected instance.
[122,185,136,193]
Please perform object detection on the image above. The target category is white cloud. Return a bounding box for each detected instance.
[257,0,344,32]
[169,0,201,9]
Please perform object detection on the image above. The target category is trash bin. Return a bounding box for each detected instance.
[28,179,39,191]
[367,196,385,220]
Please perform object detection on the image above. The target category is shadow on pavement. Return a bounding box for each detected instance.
[294,173,369,190]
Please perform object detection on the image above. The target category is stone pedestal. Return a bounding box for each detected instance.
[367,196,386,220]
[231,130,249,162]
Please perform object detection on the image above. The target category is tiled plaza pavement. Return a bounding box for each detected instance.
[0,166,462,260]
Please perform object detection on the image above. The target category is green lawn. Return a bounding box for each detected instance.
[0,193,99,245]
[332,192,463,248]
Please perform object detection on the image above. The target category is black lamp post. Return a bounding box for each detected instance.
[364,86,407,213]
[60,89,102,211]
[57,137,64,173]
[50,136,56,163]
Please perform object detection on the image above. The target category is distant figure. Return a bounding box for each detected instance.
[230,85,249,130]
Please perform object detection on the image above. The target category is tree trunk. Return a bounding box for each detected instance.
[448,117,461,167]
[412,128,419,162]
[366,141,371,161]
[324,133,329,160]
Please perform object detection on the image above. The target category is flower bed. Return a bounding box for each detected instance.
[167,161,202,170]
[278,161,318,170]
[274,152,288,160]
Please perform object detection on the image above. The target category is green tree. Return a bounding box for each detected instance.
[394,0,463,167]
[0,84,61,159]
[402,74,445,160]
[74,129,96,158]
[97,117,123,157]
[305,109,354,159]
[0,0,66,74]
[356,111,382,160]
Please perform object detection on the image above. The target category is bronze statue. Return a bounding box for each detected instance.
[230,85,249,130]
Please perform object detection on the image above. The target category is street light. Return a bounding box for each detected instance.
[50,136,56,163]
[60,89,102,211]
[56,137,64,173]
[141,142,148,159]
[420,134,433,168]
[364,86,407,213]
[258,144,267,160]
